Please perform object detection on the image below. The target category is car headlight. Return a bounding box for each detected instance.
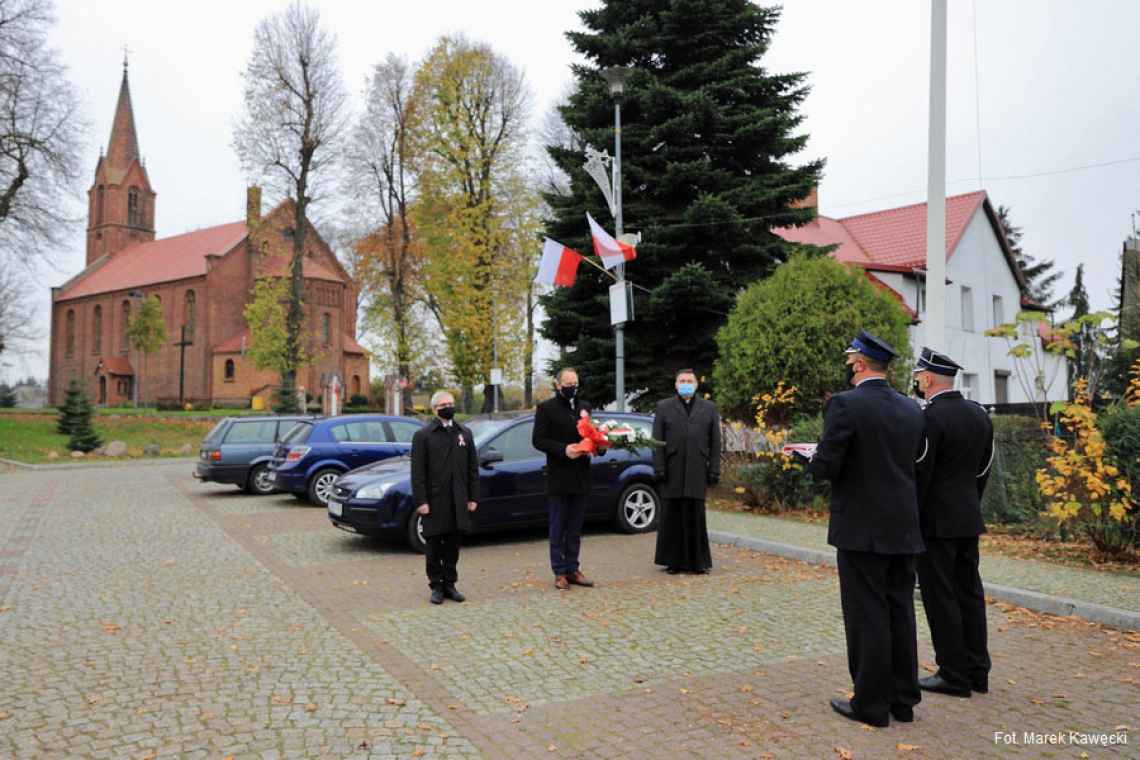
[356,482,394,500]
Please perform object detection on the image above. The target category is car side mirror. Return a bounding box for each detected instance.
[480,448,504,466]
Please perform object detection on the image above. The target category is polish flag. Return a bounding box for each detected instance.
[587,213,637,270]
[534,238,582,287]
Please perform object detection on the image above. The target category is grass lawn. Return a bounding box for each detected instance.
[0,413,215,464]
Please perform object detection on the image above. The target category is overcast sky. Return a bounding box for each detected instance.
[9,0,1140,383]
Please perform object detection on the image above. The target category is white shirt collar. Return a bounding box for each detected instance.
[855,375,887,387]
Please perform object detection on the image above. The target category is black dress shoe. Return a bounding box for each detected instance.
[918,675,971,697]
[665,567,681,574]
[890,705,914,722]
[430,588,445,605]
[443,584,465,603]
[829,698,888,728]
[971,682,989,694]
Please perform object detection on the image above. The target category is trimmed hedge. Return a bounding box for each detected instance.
[982,415,1048,526]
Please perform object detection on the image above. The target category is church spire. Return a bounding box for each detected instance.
[105,53,140,171]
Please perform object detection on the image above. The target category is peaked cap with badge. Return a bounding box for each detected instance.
[845,330,899,363]
[913,347,964,377]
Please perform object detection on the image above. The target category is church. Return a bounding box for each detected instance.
[48,63,369,408]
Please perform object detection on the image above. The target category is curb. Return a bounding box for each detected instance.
[0,456,197,472]
[709,530,1140,631]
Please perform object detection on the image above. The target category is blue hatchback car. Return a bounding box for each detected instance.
[326,412,660,552]
[267,414,425,507]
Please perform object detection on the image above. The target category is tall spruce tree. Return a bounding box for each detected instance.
[1066,263,1094,388]
[57,379,84,435]
[997,204,1062,307]
[540,1,823,408]
[67,389,102,453]
[0,383,16,408]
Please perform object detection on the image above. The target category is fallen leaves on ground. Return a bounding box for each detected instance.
[896,743,920,752]
[271,695,291,705]
[834,747,854,760]
[547,743,558,752]
[101,622,121,633]
[386,697,406,706]
[305,703,317,713]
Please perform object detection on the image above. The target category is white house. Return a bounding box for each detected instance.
[775,190,1067,407]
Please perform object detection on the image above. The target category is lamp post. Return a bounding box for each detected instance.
[602,66,631,411]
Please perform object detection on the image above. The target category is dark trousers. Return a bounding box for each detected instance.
[837,549,921,721]
[917,536,991,689]
[548,493,588,576]
[425,532,460,589]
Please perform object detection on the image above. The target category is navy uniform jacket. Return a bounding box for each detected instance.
[807,378,926,554]
[915,390,994,538]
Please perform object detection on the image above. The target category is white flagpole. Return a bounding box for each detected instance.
[925,0,948,351]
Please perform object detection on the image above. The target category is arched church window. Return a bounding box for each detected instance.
[65,309,76,357]
[128,187,139,226]
[224,359,235,382]
[322,313,331,345]
[184,290,196,338]
[92,305,102,354]
[120,300,131,353]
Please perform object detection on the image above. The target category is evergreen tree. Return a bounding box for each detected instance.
[57,379,84,435]
[997,204,1062,307]
[539,1,824,408]
[1066,263,1094,387]
[0,383,16,408]
[67,388,102,453]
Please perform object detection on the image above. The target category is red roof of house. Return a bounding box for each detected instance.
[774,190,988,271]
[213,330,250,354]
[59,221,249,300]
[95,356,134,376]
[343,334,366,355]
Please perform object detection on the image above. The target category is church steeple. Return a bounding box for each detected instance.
[105,57,140,172]
[85,54,156,266]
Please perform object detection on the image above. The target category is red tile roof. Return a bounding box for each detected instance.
[59,221,248,300]
[213,330,250,354]
[343,334,366,355]
[95,356,134,376]
[774,190,988,272]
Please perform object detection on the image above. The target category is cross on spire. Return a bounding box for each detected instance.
[122,44,130,72]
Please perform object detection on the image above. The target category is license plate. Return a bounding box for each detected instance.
[328,499,342,517]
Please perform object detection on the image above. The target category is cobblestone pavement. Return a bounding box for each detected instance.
[708,510,1140,614]
[0,462,1136,759]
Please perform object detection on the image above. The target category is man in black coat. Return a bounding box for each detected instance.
[411,390,478,605]
[805,330,927,728]
[532,367,595,590]
[912,347,995,696]
[653,368,721,573]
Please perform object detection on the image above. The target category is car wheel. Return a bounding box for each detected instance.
[406,512,427,554]
[245,464,276,495]
[615,482,659,533]
[307,468,341,508]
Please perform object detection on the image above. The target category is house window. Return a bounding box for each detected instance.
[121,300,131,353]
[65,309,75,357]
[184,290,196,339]
[994,371,1010,405]
[961,373,978,400]
[322,312,331,345]
[992,295,1004,327]
[224,359,235,382]
[128,187,140,226]
[916,279,927,314]
[961,286,974,332]
[92,305,102,354]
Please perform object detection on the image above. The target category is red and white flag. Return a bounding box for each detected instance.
[534,238,582,287]
[587,212,637,270]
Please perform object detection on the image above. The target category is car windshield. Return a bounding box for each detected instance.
[467,418,513,446]
[281,421,313,444]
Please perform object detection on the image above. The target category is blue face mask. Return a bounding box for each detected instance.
[677,382,696,398]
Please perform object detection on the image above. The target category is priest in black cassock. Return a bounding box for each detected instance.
[652,369,721,574]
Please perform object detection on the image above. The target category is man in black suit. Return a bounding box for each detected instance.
[532,367,595,590]
[805,330,926,728]
[653,368,721,574]
[411,390,478,605]
[912,347,995,697]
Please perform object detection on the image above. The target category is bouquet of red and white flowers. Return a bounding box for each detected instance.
[571,411,664,455]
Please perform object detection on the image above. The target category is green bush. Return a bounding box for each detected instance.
[713,254,913,418]
[982,415,1048,526]
[1099,405,1140,550]
[788,414,823,443]
[731,458,827,512]
[349,393,369,407]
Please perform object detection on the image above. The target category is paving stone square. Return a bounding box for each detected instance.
[0,462,1136,758]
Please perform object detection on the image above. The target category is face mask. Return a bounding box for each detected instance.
[560,385,578,400]
[437,405,455,420]
[844,363,856,386]
[912,380,925,400]
[677,382,696,398]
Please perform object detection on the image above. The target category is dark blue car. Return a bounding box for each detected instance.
[326,412,660,552]
[267,414,425,507]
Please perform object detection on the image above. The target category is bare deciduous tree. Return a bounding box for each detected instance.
[0,0,84,265]
[231,0,347,409]
[0,265,37,358]
[344,54,422,411]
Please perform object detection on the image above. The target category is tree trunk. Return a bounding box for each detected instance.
[524,281,535,408]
